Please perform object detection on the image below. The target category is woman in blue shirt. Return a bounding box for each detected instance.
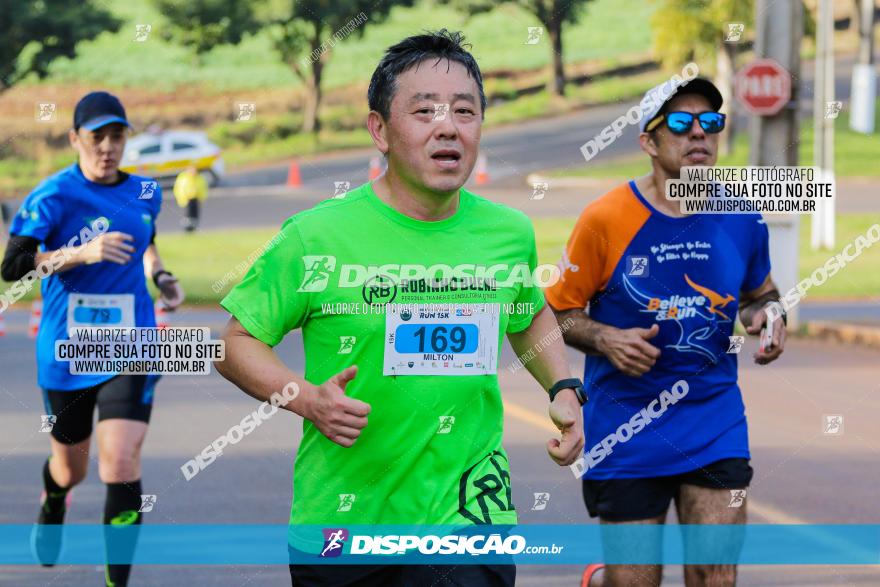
[2,91,184,586]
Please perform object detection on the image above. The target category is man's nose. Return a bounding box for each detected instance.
[688,118,707,140]
[433,111,458,139]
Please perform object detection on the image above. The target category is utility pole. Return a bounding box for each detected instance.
[750,0,803,327]
[812,0,836,250]
[850,0,877,134]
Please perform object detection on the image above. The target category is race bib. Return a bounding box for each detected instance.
[67,293,135,331]
[383,303,499,376]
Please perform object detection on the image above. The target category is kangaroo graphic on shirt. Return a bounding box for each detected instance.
[684,274,735,321]
[622,273,735,362]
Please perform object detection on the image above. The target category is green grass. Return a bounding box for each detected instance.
[146,228,288,302]
[3,213,876,307]
[546,99,880,180]
[487,68,670,128]
[218,128,375,168]
[565,69,671,105]
[796,214,880,298]
[31,0,655,92]
[0,157,79,195]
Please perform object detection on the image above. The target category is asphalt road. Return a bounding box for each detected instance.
[1,308,878,586]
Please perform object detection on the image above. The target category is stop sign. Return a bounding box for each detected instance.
[735,58,792,116]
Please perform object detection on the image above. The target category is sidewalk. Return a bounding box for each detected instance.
[804,320,880,349]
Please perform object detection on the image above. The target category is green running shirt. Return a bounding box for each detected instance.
[221,182,545,526]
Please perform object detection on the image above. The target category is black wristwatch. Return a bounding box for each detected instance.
[152,270,173,287]
[548,378,587,405]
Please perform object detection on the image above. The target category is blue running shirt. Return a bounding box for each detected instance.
[546,180,771,479]
[9,164,162,391]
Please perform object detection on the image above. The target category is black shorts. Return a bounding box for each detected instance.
[41,375,154,445]
[289,562,515,587]
[582,458,753,522]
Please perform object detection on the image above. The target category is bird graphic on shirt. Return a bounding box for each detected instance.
[684,274,735,321]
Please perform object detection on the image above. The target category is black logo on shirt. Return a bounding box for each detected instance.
[362,274,397,305]
[458,450,513,525]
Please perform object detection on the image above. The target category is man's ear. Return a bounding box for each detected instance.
[367,111,389,155]
[639,131,659,158]
[68,128,79,150]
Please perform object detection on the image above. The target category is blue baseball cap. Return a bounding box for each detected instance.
[73,91,131,131]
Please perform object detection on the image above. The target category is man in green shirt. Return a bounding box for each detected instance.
[217,29,585,587]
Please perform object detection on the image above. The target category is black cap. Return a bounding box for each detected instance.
[73,91,130,131]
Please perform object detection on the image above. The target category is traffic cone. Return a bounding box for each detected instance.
[286,161,302,188]
[368,156,382,180]
[154,301,169,329]
[0,312,6,337]
[28,300,42,339]
[474,153,489,186]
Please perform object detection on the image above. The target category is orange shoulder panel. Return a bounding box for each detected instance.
[545,182,650,310]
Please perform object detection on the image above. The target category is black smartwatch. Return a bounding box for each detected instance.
[548,378,587,405]
[152,269,173,287]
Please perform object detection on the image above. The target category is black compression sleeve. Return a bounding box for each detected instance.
[1,235,40,282]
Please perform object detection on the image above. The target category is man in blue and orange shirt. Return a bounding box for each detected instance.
[547,77,787,587]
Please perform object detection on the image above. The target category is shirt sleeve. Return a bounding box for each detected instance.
[742,216,771,292]
[9,190,63,242]
[544,209,607,311]
[506,217,546,334]
[1,235,39,282]
[219,219,311,347]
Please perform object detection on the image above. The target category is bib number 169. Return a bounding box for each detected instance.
[395,324,478,354]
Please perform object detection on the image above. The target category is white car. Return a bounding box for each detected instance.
[121,130,225,186]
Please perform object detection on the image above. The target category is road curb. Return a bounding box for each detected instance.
[803,321,880,350]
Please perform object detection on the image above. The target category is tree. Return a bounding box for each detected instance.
[649,0,753,155]
[0,0,121,93]
[447,0,595,96]
[154,0,413,134]
[153,0,261,54]
[268,0,414,134]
